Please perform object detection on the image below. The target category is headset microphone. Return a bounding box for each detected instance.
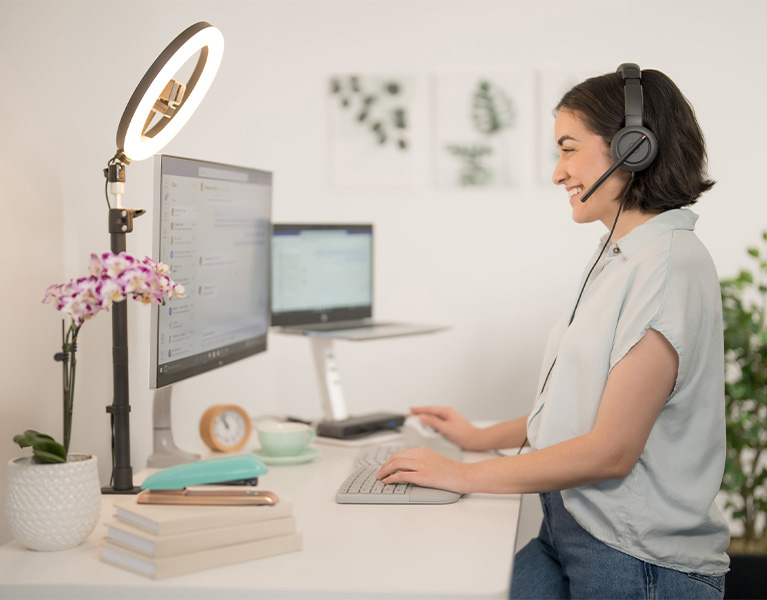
[580,134,647,203]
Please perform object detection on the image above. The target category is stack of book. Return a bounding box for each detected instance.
[100,496,301,579]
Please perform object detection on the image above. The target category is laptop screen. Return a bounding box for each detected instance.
[271,224,374,326]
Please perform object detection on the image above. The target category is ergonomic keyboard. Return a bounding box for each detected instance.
[354,443,408,466]
[335,466,461,504]
[355,441,463,466]
[336,442,463,504]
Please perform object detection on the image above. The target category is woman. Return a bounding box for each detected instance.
[376,66,730,599]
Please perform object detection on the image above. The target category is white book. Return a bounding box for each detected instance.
[100,532,303,579]
[106,516,296,557]
[110,495,293,535]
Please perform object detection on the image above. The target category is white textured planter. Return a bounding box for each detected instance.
[6,454,101,551]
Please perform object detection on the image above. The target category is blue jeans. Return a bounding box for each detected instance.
[510,492,725,599]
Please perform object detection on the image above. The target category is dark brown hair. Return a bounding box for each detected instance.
[556,69,714,212]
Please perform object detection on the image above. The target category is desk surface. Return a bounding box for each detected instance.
[0,441,520,599]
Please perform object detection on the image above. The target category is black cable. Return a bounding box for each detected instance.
[515,174,636,457]
[103,150,125,485]
[104,175,111,210]
[568,177,631,326]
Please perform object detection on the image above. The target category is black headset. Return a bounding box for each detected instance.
[611,63,658,172]
[579,63,657,203]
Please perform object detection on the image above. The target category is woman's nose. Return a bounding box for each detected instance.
[552,154,567,186]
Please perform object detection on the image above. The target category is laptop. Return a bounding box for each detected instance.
[271,224,446,340]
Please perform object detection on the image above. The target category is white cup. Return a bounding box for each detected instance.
[257,422,315,457]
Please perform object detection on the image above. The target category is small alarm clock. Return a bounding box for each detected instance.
[199,404,252,452]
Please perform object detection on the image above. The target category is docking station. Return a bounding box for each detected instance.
[316,412,406,440]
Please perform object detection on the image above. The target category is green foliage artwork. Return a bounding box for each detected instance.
[330,75,409,151]
[472,80,515,135]
[445,145,494,186]
[446,79,515,187]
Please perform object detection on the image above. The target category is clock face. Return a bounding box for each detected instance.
[214,410,248,447]
[200,404,252,452]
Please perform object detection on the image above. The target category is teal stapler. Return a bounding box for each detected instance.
[139,455,276,505]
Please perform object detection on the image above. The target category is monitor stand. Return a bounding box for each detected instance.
[311,337,349,421]
[146,386,200,468]
[310,337,404,441]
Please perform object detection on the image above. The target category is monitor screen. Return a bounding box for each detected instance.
[150,155,272,389]
[271,224,373,326]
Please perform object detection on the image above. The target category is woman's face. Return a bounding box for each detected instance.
[552,109,630,227]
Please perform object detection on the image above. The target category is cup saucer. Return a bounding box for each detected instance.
[251,447,319,466]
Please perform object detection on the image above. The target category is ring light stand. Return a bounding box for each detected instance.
[101,22,224,493]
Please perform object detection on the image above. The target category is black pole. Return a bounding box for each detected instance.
[103,207,143,494]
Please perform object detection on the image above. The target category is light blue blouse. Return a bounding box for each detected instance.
[526,208,730,575]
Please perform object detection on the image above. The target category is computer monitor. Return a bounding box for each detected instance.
[271,224,373,327]
[148,154,272,466]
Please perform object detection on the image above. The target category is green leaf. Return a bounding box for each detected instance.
[748,247,760,258]
[13,429,54,448]
[33,438,66,460]
[32,449,66,464]
[12,430,66,463]
[738,270,754,284]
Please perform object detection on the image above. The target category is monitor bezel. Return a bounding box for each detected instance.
[270,223,374,327]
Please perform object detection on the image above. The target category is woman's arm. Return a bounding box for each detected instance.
[410,406,529,451]
[378,329,678,494]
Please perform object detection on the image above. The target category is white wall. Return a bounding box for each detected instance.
[1,0,764,544]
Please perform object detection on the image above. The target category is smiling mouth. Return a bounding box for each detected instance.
[568,187,584,199]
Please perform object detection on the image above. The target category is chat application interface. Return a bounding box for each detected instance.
[272,228,372,313]
[157,164,270,372]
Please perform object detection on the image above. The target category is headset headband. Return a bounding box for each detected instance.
[617,63,643,128]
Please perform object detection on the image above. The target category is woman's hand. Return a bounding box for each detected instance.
[376,446,471,494]
[409,406,485,450]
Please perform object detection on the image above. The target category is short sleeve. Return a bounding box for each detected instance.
[609,240,672,371]
[609,230,719,390]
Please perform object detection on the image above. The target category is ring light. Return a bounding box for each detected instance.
[115,21,224,163]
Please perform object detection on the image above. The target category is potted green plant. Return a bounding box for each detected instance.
[720,232,767,598]
[6,252,183,551]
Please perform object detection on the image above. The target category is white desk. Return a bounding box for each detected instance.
[0,442,520,599]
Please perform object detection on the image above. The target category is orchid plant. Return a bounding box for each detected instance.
[14,252,184,464]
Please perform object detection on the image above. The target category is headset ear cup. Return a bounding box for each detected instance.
[610,126,658,172]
